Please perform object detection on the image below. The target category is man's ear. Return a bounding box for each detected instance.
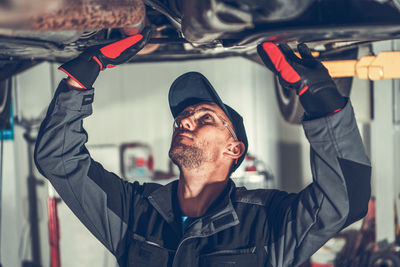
[223,141,245,160]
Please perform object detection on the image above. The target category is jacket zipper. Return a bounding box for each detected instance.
[172,235,204,267]
[133,233,165,249]
[172,235,256,266]
[172,231,228,267]
[202,246,256,256]
[144,240,162,248]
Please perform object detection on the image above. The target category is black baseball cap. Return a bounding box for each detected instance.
[168,71,248,172]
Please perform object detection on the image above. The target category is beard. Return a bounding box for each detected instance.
[168,137,205,169]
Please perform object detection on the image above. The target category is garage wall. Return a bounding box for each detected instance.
[1,141,19,267]
[3,56,335,267]
[84,58,311,189]
[87,58,291,173]
[4,63,55,267]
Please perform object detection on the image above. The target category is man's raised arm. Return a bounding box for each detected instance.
[34,29,151,262]
[257,42,371,266]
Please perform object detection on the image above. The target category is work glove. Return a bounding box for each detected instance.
[59,27,152,89]
[257,42,346,119]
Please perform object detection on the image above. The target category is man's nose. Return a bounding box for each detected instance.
[180,116,195,131]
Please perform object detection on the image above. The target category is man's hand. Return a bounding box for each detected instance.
[257,42,346,118]
[60,27,152,90]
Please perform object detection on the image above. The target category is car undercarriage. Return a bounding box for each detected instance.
[1,0,400,122]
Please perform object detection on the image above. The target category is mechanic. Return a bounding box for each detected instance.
[34,28,371,267]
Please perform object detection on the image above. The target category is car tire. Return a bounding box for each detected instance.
[369,250,400,267]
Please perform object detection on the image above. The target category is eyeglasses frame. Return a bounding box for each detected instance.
[173,111,238,141]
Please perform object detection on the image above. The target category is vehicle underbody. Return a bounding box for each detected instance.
[1,0,400,122]
[0,0,399,61]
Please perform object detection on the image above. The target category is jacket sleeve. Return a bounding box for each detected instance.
[265,100,371,267]
[34,79,141,258]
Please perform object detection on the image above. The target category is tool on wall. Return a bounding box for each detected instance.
[119,142,177,183]
[120,143,154,182]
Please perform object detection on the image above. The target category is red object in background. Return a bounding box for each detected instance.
[245,165,257,172]
[244,155,257,172]
[120,143,154,181]
[47,198,61,267]
[148,155,154,171]
[136,157,145,167]
[311,264,333,267]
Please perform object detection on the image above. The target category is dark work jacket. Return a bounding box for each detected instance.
[34,80,371,267]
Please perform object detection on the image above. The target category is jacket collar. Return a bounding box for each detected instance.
[147,180,178,224]
[147,179,239,236]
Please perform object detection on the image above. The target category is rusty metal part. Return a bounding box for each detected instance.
[122,14,147,36]
[0,0,63,26]
[0,0,146,31]
[322,51,400,80]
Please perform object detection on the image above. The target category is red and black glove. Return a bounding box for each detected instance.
[257,42,346,119]
[59,27,152,89]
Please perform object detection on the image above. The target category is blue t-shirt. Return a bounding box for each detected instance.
[182,216,196,233]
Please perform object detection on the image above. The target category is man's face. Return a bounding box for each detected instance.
[168,102,236,170]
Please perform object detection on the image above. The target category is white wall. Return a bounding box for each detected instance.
[1,140,19,267]
[87,58,279,174]
[83,58,311,190]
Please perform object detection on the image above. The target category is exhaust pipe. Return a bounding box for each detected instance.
[0,0,146,31]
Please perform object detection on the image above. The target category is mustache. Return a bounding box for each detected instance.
[173,129,196,139]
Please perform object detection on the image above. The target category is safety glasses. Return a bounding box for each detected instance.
[173,109,238,141]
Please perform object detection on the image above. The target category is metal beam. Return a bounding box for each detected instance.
[322,51,400,80]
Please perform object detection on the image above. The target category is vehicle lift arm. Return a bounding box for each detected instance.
[322,51,400,80]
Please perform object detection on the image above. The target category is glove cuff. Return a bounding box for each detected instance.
[300,86,347,119]
[59,57,101,90]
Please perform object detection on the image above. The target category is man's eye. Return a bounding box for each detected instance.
[199,114,214,124]
[203,114,213,121]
